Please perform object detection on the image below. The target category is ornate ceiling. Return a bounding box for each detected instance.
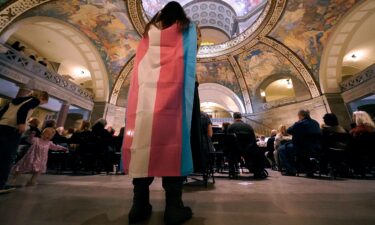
[0,0,361,113]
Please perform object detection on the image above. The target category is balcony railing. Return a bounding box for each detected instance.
[262,97,297,110]
[0,45,94,101]
[340,63,375,92]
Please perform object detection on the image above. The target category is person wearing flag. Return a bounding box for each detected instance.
[122,2,200,225]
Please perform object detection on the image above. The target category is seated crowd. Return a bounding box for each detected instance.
[209,109,375,179]
[16,117,123,176]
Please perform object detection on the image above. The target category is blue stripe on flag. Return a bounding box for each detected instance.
[180,24,197,175]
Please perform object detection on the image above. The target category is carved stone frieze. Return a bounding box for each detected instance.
[0,0,51,33]
[109,57,134,105]
[228,56,253,113]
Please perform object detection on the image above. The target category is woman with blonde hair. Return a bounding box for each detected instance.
[351,111,375,136]
[273,125,292,170]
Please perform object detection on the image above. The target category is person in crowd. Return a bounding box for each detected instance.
[18,46,26,54]
[11,41,22,51]
[200,111,214,178]
[349,111,375,175]
[122,2,198,224]
[227,112,267,179]
[64,128,75,139]
[10,128,68,186]
[281,109,321,177]
[257,135,267,148]
[265,129,277,169]
[43,119,57,129]
[56,126,65,136]
[350,111,375,136]
[69,120,92,173]
[0,90,49,193]
[107,126,115,136]
[16,117,42,162]
[319,113,348,174]
[91,119,114,174]
[38,58,48,66]
[29,54,37,61]
[274,125,292,171]
[321,113,346,136]
[221,122,230,134]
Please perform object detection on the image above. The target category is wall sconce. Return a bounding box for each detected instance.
[286,79,293,89]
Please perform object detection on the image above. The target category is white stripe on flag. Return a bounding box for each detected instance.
[129,26,161,176]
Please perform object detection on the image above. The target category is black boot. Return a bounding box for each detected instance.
[163,177,192,225]
[129,178,153,224]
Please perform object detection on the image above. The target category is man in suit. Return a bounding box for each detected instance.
[227,112,267,179]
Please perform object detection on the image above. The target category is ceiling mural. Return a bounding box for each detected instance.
[269,0,359,80]
[196,60,243,101]
[18,0,140,88]
[236,43,301,95]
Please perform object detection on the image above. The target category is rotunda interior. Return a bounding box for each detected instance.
[0,1,375,224]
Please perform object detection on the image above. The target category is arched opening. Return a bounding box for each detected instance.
[198,83,246,115]
[319,0,375,93]
[0,16,109,101]
[262,78,295,102]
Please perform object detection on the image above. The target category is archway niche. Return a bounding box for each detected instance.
[198,83,246,116]
[252,74,310,113]
[0,16,109,102]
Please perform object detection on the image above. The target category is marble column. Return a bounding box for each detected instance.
[323,93,351,129]
[56,102,71,128]
[90,101,108,124]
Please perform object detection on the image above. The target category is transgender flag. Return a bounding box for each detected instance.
[122,23,197,178]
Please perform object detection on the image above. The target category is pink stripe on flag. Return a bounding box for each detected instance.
[148,25,184,176]
[122,37,149,174]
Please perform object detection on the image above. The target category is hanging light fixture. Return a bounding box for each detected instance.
[260,90,266,97]
[286,79,293,89]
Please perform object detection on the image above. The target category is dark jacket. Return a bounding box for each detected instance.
[287,117,321,153]
[0,96,40,127]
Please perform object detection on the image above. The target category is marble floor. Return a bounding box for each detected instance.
[0,171,375,225]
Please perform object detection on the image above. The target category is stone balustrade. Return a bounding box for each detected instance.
[340,63,375,92]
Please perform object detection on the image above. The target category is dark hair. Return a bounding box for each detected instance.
[43,119,57,129]
[298,109,310,119]
[143,1,190,37]
[323,113,339,126]
[233,112,242,119]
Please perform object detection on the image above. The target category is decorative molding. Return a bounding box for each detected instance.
[260,37,320,98]
[228,55,253,113]
[340,64,375,92]
[0,0,51,33]
[0,45,94,106]
[318,0,375,93]
[109,56,134,105]
[127,0,146,36]
[262,97,297,110]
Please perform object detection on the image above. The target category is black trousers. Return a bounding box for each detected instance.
[0,125,21,188]
[133,176,184,189]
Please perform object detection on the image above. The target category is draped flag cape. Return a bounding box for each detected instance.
[122,23,197,178]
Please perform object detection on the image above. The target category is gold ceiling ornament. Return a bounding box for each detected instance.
[126,0,146,36]
[228,56,253,113]
[0,0,51,33]
[109,56,135,105]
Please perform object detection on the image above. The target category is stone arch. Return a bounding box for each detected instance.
[0,16,110,101]
[198,83,246,114]
[319,0,375,93]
